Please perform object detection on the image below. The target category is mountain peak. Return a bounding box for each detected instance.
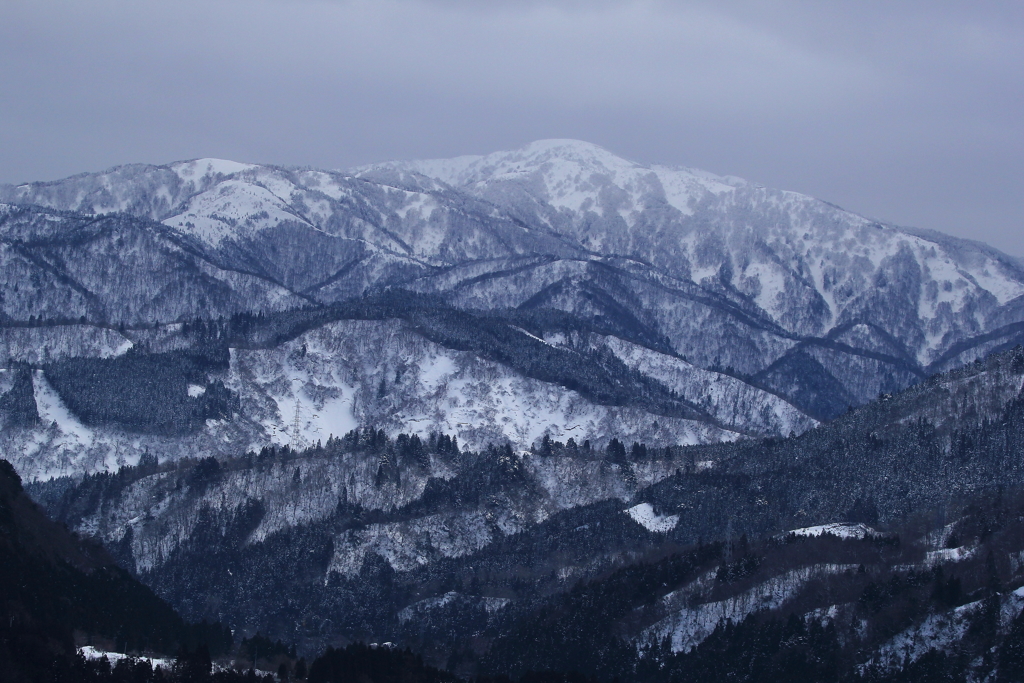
[360,139,739,218]
[502,138,630,165]
[170,158,256,185]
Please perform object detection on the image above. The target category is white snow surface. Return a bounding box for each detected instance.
[171,158,256,186]
[924,546,976,565]
[79,646,174,671]
[603,336,814,437]
[164,178,311,246]
[31,370,95,448]
[786,523,880,540]
[363,139,740,219]
[226,319,734,457]
[625,502,679,533]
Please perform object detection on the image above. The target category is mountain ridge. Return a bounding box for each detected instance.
[4,140,1024,479]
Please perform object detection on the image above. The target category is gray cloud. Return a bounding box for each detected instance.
[1,0,1021,255]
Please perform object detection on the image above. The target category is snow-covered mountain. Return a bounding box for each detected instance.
[3,140,1024,479]
[368,140,1024,367]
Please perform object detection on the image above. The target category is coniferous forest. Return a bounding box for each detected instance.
[7,347,1024,681]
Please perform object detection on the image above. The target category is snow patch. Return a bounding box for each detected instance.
[786,523,879,540]
[171,158,255,185]
[626,502,679,533]
[164,179,310,246]
[417,353,457,393]
[396,591,511,624]
[395,192,436,221]
[32,370,94,447]
[866,595,1004,672]
[967,260,1024,305]
[79,646,174,671]
[925,545,975,565]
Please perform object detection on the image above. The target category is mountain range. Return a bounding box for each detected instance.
[3,140,1024,481]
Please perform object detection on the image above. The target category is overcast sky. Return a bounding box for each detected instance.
[2,0,1022,255]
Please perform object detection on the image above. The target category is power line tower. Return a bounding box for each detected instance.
[291,399,305,450]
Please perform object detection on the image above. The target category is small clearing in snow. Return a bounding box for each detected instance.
[626,502,679,533]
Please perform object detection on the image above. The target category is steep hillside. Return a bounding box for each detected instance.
[1,295,807,481]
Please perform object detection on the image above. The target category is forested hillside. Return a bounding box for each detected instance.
[22,346,1024,681]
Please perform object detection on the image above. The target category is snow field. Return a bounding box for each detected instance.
[625,502,679,533]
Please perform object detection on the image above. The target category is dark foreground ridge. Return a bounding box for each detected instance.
[0,458,231,682]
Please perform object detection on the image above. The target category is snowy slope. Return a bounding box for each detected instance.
[371,139,1024,366]
[361,139,739,218]
[4,140,1024,479]
[3,318,742,481]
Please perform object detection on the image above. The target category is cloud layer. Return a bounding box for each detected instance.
[1,0,1021,255]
